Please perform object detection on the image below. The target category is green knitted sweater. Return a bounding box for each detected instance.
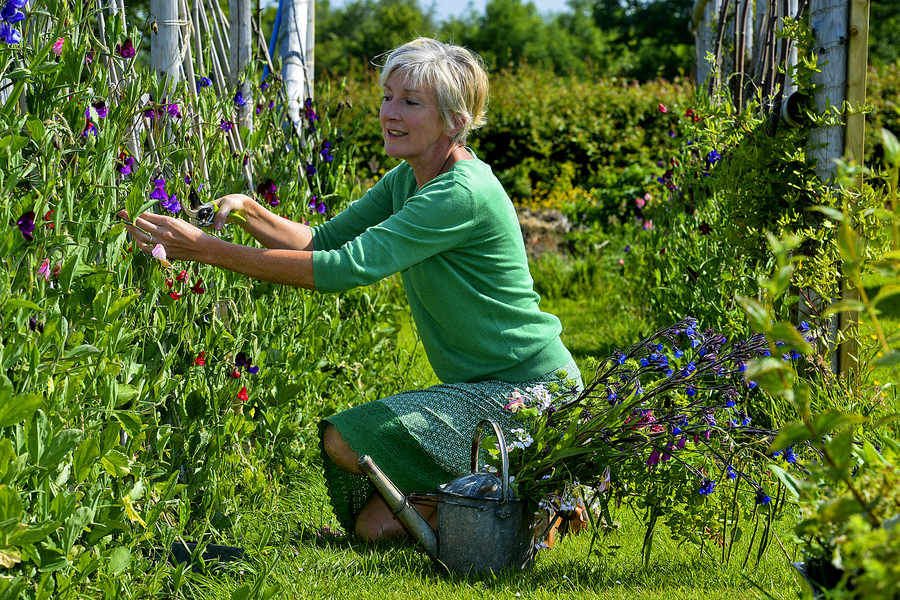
[312,157,571,384]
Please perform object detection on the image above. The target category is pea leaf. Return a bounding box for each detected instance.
[108,546,131,574]
[770,422,812,451]
[0,392,42,428]
[100,450,131,478]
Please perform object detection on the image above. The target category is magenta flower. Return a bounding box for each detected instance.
[82,119,98,137]
[149,178,168,201]
[116,38,135,59]
[38,257,51,280]
[166,103,181,118]
[646,449,660,466]
[220,120,234,132]
[51,36,64,56]
[18,210,36,241]
[117,151,135,176]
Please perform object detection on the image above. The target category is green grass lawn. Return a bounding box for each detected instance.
[183,262,811,600]
[185,469,805,600]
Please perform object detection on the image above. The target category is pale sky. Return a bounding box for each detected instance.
[423,0,572,22]
[322,0,573,22]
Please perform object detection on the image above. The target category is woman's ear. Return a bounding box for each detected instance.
[447,113,467,138]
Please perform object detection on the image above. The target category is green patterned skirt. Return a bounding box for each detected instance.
[318,358,582,532]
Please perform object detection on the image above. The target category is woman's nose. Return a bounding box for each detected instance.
[380,100,399,121]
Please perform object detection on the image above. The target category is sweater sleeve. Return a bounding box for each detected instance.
[312,175,476,292]
[310,167,395,251]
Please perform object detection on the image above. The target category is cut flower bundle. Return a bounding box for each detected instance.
[484,318,812,550]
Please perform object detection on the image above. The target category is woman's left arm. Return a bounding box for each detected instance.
[121,211,316,289]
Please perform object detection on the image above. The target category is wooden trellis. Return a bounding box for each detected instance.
[692,0,871,376]
[92,0,316,188]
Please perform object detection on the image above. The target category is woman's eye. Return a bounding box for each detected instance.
[382,95,391,102]
[406,99,419,106]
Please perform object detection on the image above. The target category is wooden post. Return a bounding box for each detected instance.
[229,0,253,132]
[837,0,870,377]
[280,0,313,133]
[150,0,181,85]
[808,0,849,184]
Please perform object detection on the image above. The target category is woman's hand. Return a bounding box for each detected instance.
[118,209,209,263]
[212,193,252,231]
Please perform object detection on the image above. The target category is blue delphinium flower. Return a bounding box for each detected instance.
[233,88,247,106]
[784,446,797,464]
[725,400,736,408]
[755,489,772,505]
[674,349,684,359]
[197,76,212,90]
[706,149,721,166]
[698,479,716,495]
[726,467,737,479]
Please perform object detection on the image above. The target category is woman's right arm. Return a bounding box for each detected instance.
[213,194,314,251]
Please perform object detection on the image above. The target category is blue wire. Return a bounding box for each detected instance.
[262,0,284,82]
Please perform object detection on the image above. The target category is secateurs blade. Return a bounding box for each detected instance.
[183,187,218,228]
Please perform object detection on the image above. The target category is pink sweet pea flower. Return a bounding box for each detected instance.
[51,37,64,56]
[504,389,525,412]
[38,257,51,280]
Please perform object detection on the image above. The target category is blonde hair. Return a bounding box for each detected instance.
[379,38,489,144]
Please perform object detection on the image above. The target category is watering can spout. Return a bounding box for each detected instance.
[357,455,438,558]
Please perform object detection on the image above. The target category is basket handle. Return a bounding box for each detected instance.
[470,419,510,504]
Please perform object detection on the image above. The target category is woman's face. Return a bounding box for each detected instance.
[379,71,450,165]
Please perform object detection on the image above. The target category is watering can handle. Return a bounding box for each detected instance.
[470,419,511,504]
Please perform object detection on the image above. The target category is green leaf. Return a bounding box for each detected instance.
[0,486,24,522]
[106,293,139,321]
[881,128,900,167]
[62,344,101,361]
[744,357,791,392]
[0,134,29,155]
[767,464,804,501]
[770,422,813,451]
[769,322,813,354]
[736,295,769,333]
[107,547,131,574]
[806,205,845,221]
[73,438,100,483]
[25,118,44,141]
[231,584,252,600]
[7,520,59,546]
[1,298,42,313]
[114,411,143,437]
[39,429,82,470]
[100,450,131,478]
[0,393,42,428]
[873,351,900,368]
[824,299,866,316]
[872,284,900,307]
[812,411,866,435]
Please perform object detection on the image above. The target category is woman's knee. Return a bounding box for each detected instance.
[322,424,361,474]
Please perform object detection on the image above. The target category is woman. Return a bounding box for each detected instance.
[122,37,581,542]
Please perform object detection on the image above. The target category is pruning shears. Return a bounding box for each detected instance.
[184,187,245,228]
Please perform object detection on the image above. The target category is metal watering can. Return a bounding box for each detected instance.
[357,419,535,575]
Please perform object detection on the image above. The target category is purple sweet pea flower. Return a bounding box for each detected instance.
[160,196,181,214]
[16,210,35,240]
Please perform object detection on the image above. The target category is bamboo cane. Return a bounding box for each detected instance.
[179,0,209,184]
